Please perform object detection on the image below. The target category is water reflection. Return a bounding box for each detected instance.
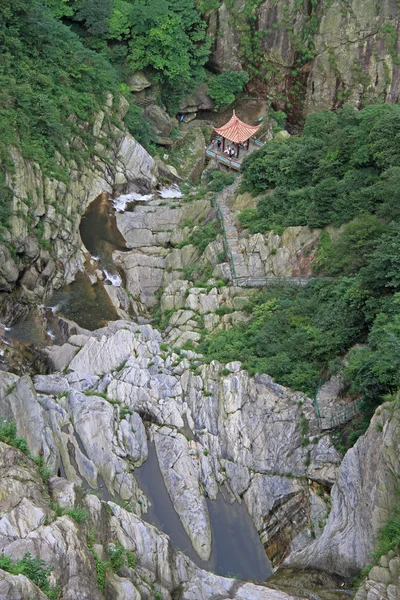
[80,193,126,279]
[134,443,271,581]
[49,271,118,331]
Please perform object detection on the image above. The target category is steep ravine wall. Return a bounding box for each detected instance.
[0,93,157,310]
[206,0,400,119]
[286,399,400,577]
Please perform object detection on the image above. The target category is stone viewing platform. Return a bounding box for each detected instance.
[206,135,264,170]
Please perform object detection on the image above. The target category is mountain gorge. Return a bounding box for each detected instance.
[0,1,400,599]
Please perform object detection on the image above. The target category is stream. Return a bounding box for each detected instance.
[4,189,273,582]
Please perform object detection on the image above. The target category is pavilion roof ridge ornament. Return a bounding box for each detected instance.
[213,111,261,144]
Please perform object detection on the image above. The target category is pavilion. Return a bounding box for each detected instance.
[205,110,264,170]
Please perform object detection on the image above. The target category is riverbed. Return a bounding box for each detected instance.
[3,190,273,582]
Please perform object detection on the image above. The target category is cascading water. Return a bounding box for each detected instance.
[158,183,184,199]
[113,191,154,212]
[103,269,122,287]
[112,184,184,213]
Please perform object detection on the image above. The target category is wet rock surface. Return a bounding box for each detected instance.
[1,94,158,304]
[0,403,303,599]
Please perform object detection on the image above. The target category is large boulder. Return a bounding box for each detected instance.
[169,128,206,181]
[117,134,158,192]
[127,71,151,92]
[180,83,215,114]
[0,244,19,291]
[143,105,175,145]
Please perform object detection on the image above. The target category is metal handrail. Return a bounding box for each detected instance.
[210,193,359,432]
[211,193,237,280]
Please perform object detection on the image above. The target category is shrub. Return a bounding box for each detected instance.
[240,103,400,231]
[0,421,30,456]
[208,71,249,106]
[182,263,213,285]
[207,171,235,192]
[65,506,88,523]
[0,553,59,600]
[373,501,400,560]
[180,221,220,253]
[124,104,155,153]
[314,216,388,276]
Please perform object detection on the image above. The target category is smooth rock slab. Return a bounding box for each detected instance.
[154,428,212,561]
[68,329,139,376]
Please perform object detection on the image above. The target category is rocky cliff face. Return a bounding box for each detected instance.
[286,399,400,577]
[0,93,157,306]
[0,440,301,600]
[0,317,341,587]
[207,0,400,119]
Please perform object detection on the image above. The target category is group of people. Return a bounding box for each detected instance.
[216,139,236,158]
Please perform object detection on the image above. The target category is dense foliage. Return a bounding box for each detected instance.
[239,104,400,232]
[200,104,400,439]
[208,71,249,107]
[0,0,119,168]
[0,553,59,599]
[45,0,211,113]
[0,0,210,231]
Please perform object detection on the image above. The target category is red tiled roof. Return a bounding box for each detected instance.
[213,110,261,143]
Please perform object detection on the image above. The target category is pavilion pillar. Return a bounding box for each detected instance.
[222,137,225,152]
[237,143,240,159]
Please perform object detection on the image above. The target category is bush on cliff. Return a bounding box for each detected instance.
[208,71,249,107]
[240,103,400,231]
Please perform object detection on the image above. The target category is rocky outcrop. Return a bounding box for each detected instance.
[206,0,400,117]
[305,0,400,114]
[179,83,216,120]
[1,94,158,305]
[0,437,302,599]
[167,128,207,181]
[214,180,320,281]
[286,400,400,577]
[110,179,320,326]
[113,196,210,308]
[0,244,19,291]
[143,105,175,146]
[126,72,151,93]
[355,551,400,600]
[0,319,340,573]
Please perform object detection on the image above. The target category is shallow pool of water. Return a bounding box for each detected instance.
[134,443,271,581]
[49,271,119,331]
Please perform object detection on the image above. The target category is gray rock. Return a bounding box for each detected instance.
[0,244,19,291]
[154,428,212,561]
[286,402,400,576]
[127,71,151,92]
[0,569,50,600]
[144,105,174,139]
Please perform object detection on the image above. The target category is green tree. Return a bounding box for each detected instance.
[315,215,388,276]
[360,223,400,293]
[75,0,112,36]
[208,71,249,106]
